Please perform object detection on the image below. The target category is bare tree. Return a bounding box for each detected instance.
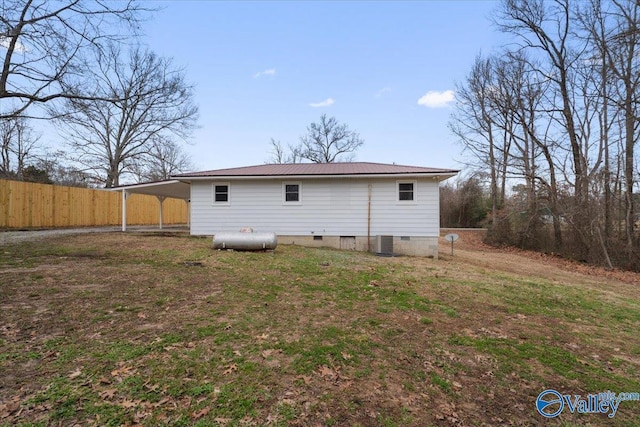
[0,115,40,179]
[449,0,640,268]
[439,175,489,228]
[299,115,364,163]
[498,0,598,258]
[0,0,147,120]
[56,45,198,187]
[450,55,502,227]
[35,152,93,187]
[266,138,303,164]
[600,0,639,253]
[131,137,194,182]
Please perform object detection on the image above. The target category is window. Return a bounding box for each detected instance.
[285,184,299,202]
[283,182,301,204]
[398,181,415,201]
[214,184,229,204]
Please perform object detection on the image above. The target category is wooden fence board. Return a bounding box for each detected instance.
[0,179,188,229]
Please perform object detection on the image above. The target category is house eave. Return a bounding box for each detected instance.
[174,172,459,182]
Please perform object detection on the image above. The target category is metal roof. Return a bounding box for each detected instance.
[110,162,458,200]
[110,179,191,200]
[173,162,459,179]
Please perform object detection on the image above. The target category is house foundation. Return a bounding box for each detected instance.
[277,235,439,258]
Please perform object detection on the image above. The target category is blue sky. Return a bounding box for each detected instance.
[144,0,503,172]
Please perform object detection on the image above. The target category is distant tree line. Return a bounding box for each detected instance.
[449,0,640,270]
[0,1,198,188]
[440,176,490,229]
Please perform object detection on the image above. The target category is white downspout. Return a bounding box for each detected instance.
[367,183,372,252]
[185,199,191,229]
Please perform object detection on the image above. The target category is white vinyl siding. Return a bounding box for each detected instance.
[190,178,440,237]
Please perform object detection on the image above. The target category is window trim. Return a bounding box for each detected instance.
[397,180,417,203]
[282,181,302,205]
[213,182,230,205]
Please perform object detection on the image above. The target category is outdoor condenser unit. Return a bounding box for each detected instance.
[375,235,393,256]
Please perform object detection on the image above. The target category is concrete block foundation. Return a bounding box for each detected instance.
[277,235,439,258]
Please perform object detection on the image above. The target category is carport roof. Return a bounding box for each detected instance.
[110,180,190,200]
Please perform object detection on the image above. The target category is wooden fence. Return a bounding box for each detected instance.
[0,179,188,229]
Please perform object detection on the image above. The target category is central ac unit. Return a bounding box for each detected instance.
[376,235,393,256]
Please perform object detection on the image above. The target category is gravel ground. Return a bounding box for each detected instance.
[0,225,188,245]
[0,227,123,245]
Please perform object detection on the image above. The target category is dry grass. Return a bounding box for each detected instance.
[1,231,639,426]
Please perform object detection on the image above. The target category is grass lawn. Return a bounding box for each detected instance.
[1,232,639,426]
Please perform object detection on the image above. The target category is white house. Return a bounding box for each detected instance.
[172,162,458,258]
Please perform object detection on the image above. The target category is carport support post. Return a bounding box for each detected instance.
[185,199,190,228]
[157,196,166,230]
[121,190,128,232]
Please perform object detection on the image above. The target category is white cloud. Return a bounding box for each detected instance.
[0,37,26,53]
[417,90,455,108]
[253,68,276,78]
[309,98,335,108]
[375,87,392,98]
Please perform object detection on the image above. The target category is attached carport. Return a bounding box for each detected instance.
[111,180,191,231]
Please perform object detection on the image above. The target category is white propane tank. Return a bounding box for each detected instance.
[213,230,277,251]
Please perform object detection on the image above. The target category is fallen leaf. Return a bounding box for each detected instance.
[223,363,237,375]
[191,407,211,419]
[111,365,135,378]
[338,380,353,390]
[0,396,21,417]
[134,410,151,422]
[261,349,281,358]
[341,352,352,360]
[68,367,83,379]
[152,397,171,408]
[120,399,138,408]
[144,383,159,392]
[296,375,312,385]
[99,389,117,399]
[317,365,337,379]
[137,312,147,319]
